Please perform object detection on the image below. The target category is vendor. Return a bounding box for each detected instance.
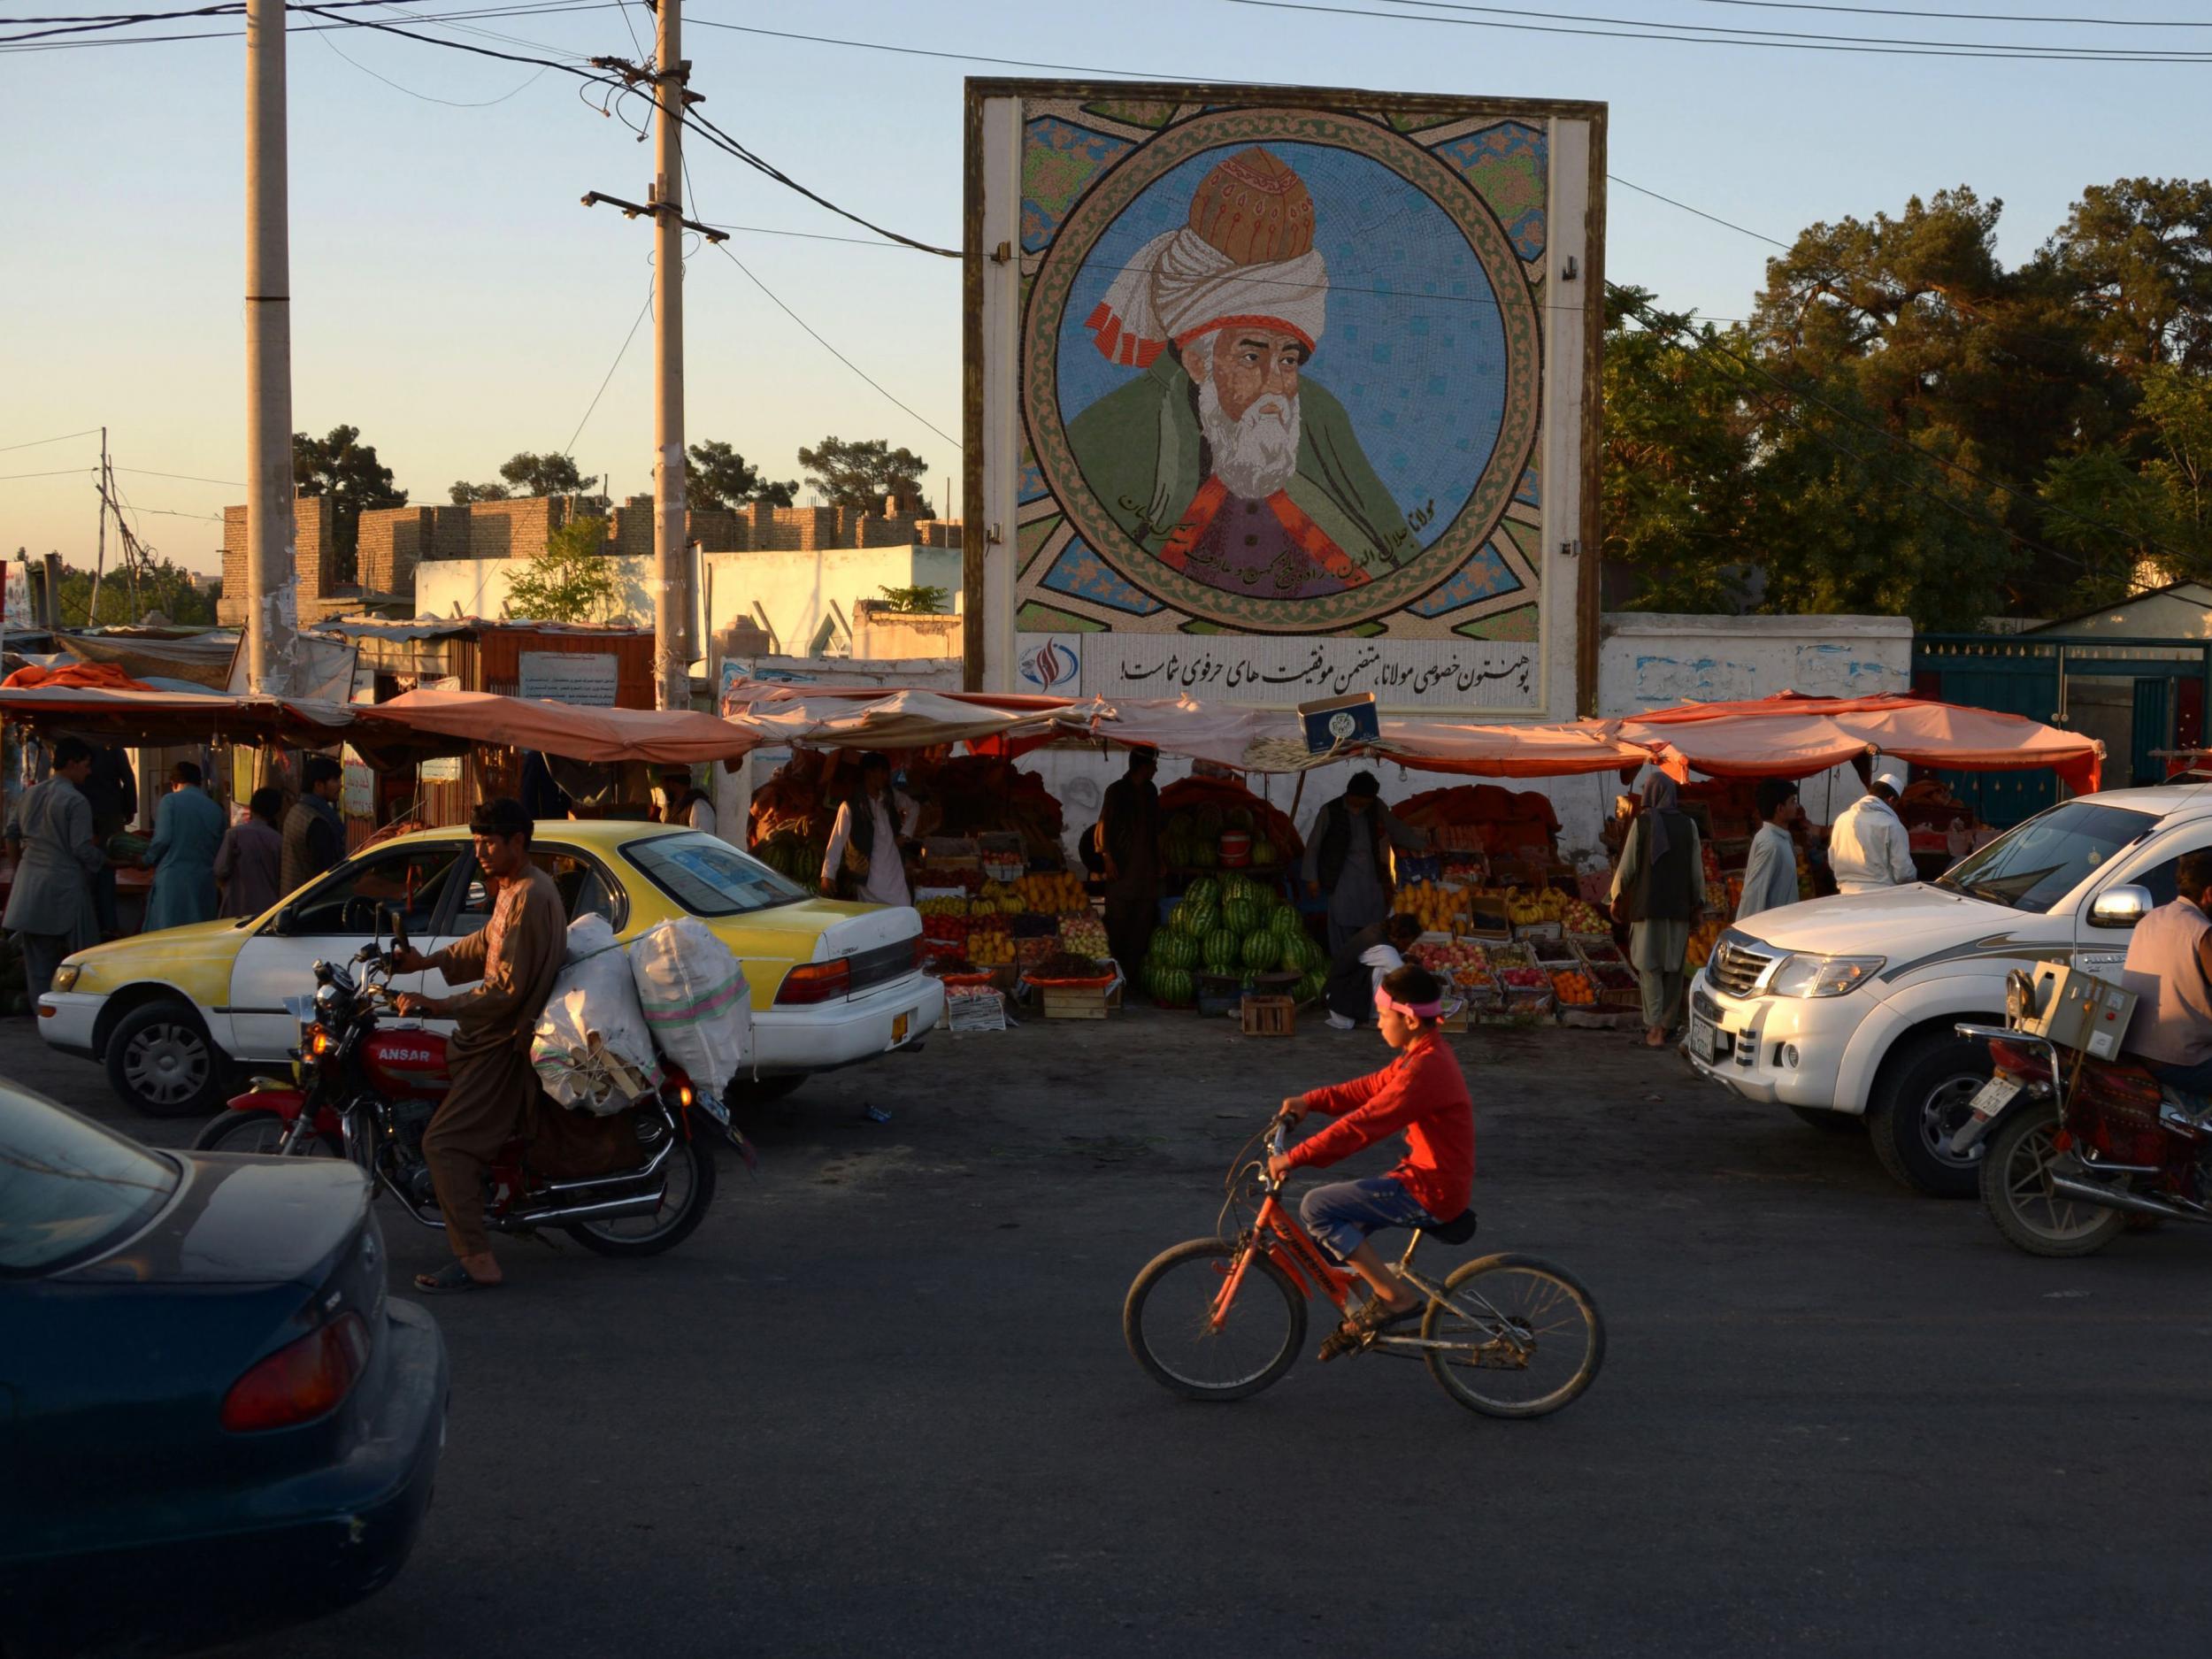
[1303,772,1430,956]
[659,767,717,837]
[1322,912,1422,1032]
[1095,746,1163,972]
[821,751,920,908]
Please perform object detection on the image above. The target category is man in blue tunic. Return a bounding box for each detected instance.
[142,760,226,930]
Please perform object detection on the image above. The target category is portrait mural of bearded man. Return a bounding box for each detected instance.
[1066,146,1417,603]
[976,87,1605,718]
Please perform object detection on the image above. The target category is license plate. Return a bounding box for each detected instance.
[1967,1076,2020,1120]
[697,1093,732,1129]
[1690,1017,1719,1064]
[893,1011,910,1045]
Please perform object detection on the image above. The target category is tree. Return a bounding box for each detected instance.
[503,518,618,624]
[875,584,951,613]
[686,440,797,511]
[796,436,928,511]
[293,425,407,584]
[449,451,603,506]
[2040,178,2212,379]
[54,557,219,627]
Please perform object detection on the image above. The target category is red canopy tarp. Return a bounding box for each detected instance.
[362,689,761,765]
[0,684,355,746]
[1619,691,2104,795]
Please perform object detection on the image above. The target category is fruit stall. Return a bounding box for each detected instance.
[1156,774,1303,889]
[1136,873,1327,1013]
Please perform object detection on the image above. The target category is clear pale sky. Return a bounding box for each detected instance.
[4,0,2204,577]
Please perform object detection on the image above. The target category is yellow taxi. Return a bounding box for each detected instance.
[37,820,942,1116]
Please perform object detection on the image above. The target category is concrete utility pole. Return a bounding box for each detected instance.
[243,0,296,696]
[649,0,688,711]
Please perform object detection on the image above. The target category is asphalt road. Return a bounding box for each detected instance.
[14,1006,2212,1657]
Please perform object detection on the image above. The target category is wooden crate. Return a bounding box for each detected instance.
[1240,995,1297,1037]
[1041,981,1122,1019]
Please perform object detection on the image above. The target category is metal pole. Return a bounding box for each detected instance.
[244,0,296,697]
[88,426,106,626]
[650,0,688,710]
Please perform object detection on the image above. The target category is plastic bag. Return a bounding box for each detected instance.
[628,918,750,1098]
[531,915,659,1116]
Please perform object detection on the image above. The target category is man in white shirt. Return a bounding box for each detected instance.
[820,752,920,908]
[1827,758,1918,895]
[659,768,718,839]
[1735,779,1802,921]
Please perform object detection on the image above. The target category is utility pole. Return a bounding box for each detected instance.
[88,426,106,626]
[581,19,725,711]
[243,0,296,696]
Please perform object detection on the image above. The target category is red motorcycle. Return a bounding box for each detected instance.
[193,934,740,1258]
[1953,972,2211,1257]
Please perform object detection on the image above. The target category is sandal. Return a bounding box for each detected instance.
[1317,1295,1425,1363]
[415,1261,502,1294]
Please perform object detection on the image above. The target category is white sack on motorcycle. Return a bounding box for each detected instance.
[628,918,751,1103]
[532,915,661,1116]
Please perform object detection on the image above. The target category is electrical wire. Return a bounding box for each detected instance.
[564,279,654,457]
[112,465,244,485]
[316,19,549,103]
[1231,0,2212,61]
[0,428,98,455]
[1609,174,1792,249]
[1687,0,2212,26]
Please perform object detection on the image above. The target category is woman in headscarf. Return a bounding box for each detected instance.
[1609,771,1706,1049]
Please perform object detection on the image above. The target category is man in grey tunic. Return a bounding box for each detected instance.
[4,737,106,1002]
[1302,771,1428,956]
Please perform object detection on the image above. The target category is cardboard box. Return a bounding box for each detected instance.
[1297,692,1379,755]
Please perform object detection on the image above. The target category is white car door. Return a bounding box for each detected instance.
[225,838,474,1060]
[2075,821,2212,980]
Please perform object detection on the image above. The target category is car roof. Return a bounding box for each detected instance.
[375,819,695,853]
[2070,785,2212,820]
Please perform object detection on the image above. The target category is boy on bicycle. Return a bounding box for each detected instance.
[1267,962,1474,1348]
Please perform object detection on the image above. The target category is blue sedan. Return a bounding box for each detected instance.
[0,1082,447,1656]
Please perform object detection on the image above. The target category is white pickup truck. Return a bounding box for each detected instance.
[1684,785,2209,1196]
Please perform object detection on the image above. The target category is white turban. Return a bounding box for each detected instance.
[1087,227,1330,370]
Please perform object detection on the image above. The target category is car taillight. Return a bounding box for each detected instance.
[775,957,853,1006]
[221,1313,369,1432]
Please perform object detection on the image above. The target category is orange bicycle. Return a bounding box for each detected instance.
[1125,1112,1604,1417]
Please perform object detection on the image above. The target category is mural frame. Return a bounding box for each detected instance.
[965,80,1608,717]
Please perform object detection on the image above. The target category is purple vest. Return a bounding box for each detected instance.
[2121,899,2212,1066]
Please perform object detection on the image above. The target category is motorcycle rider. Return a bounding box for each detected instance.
[387,797,565,1293]
[2119,850,2212,1095]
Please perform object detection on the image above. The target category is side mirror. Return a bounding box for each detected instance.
[2089,884,2154,928]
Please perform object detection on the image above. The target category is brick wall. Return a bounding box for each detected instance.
[218,494,333,625]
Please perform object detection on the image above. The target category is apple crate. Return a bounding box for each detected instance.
[1240,994,1297,1038]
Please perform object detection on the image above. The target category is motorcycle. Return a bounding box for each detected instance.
[193,923,746,1258]
[1953,969,2212,1257]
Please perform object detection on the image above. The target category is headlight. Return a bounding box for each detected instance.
[314,981,344,1014]
[1767,954,1885,998]
[50,964,81,993]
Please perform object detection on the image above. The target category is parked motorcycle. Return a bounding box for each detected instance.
[194,931,744,1257]
[1954,970,2211,1257]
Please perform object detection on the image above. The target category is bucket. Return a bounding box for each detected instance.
[1217,830,1253,868]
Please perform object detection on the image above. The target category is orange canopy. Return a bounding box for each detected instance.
[363,689,761,765]
[1619,691,2104,795]
[1374,718,1662,780]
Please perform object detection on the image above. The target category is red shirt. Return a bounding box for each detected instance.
[1286,1033,1475,1219]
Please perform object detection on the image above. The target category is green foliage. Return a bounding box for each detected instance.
[450,452,604,508]
[54,558,218,627]
[292,425,407,583]
[503,517,618,625]
[686,440,796,511]
[796,436,928,511]
[875,584,951,614]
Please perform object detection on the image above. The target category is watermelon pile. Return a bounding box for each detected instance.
[1141,874,1327,1008]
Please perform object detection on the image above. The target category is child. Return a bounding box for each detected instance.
[1268,963,1475,1348]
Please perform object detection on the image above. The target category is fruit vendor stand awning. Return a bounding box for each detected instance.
[723,687,1064,752]
[1618,691,2104,795]
[0,684,357,746]
[1371,718,1660,779]
[358,689,764,764]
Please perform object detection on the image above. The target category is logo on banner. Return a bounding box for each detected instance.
[1018,635,1082,693]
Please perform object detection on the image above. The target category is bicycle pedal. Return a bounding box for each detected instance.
[1316,1326,1369,1364]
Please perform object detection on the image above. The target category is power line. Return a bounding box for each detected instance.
[564,278,654,457]
[0,428,98,454]
[0,0,622,49]
[1233,0,2212,61]
[315,19,549,103]
[0,466,97,481]
[681,18,1252,84]
[1608,174,1792,249]
[1688,0,2212,26]
[1372,0,2212,57]
[112,465,245,485]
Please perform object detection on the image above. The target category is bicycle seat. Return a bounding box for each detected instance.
[1417,1209,1478,1246]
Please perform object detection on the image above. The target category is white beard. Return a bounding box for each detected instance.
[1198,377,1302,500]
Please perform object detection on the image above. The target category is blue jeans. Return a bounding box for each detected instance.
[1298,1176,1433,1262]
[2150,1055,2212,1095]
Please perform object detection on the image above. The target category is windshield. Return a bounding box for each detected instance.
[623,833,807,918]
[0,1084,179,1275]
[1935,801,2156,914]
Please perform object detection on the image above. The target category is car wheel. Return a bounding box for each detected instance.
[1867,1032,1991,1198]
[105,998,227,1118]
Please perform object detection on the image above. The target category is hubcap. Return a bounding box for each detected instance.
[123,1023,210,1107]
[1920,1073,1987,1167]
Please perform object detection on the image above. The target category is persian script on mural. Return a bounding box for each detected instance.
[1000,91,1557,709]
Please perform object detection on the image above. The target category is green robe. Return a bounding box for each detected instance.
[1065,354,1417,582]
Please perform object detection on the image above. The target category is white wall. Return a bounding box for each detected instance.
[412,544,964,665]
[1597,612,1911,713]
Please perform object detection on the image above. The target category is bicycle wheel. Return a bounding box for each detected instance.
[1125,1237,1308,1402]
[1421,1253,1604,1419]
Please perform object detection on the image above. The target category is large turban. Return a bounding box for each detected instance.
[1087,147,1329,370]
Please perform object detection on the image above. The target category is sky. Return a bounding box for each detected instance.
[3,0,2207,578]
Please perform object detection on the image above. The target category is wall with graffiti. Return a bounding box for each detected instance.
[971,84,1605,715]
